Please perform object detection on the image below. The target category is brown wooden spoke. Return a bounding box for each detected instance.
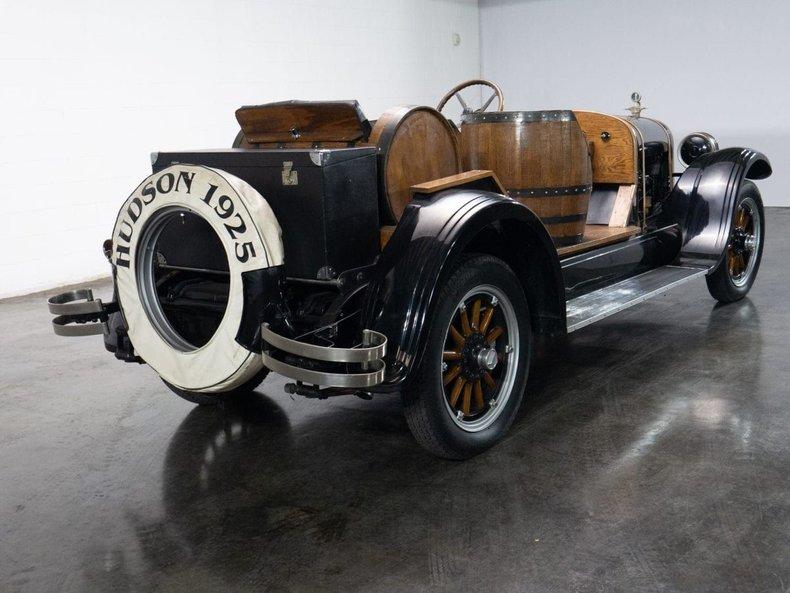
[485,326,504,345]
[443,364,461,386]
[460,305,472,336]
[728,249,744,277]
[735,207,748,230]
[727,248,735,276]
[736,252,746,275]
[448,376,465,407]
[483,371,496,391]
[461,382,472,416]
[479,305,496,335]
[471,299,482,331]
[473,380,485,411]
[449,324,465,349]
[443,350,462,361]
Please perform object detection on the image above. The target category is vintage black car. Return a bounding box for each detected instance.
[48,80,771,459]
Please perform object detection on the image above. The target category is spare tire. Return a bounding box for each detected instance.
[110,164,284,393]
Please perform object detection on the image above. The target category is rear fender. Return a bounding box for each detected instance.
[663,147,771,269]
[362,190,564,387]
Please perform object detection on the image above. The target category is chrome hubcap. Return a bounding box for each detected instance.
[477,348,498,371]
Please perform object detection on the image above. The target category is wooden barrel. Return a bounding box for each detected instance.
[460,110,592,246]
[369,105,461,223]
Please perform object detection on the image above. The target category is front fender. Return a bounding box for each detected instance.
[362,189,563,388]
[662,147,771,268]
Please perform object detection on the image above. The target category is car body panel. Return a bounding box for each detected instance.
[661,147,771,269]
[362,189,564,387]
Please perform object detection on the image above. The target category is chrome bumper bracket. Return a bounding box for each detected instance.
[47,288,113,337]
[261,323,387,389]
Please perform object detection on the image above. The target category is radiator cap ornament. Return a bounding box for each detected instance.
[626,91,646,118]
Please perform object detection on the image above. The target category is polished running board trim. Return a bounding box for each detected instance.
[566,265,708,332]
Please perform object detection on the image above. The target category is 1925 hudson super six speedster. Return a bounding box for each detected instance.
[48,80,771,459]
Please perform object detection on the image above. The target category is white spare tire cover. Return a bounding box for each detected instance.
[111,164,284,393]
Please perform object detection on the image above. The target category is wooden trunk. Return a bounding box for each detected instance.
[460,111,593,247]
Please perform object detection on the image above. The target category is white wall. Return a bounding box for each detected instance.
[0,0,480,298]
[480,0,787,205]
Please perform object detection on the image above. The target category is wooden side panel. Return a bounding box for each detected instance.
[609,184,636,227]
[574,111,637,185]
[557,225,640,257]
[369,106,461,222]
[236,100,370,144]
[409,170,506,197]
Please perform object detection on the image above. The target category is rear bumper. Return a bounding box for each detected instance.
[47,287,389,389]
[260,323,387,389]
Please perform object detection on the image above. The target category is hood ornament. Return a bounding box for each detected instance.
[626,91,646,118]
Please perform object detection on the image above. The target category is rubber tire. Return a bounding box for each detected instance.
[111,164,283,393]
[706,181,765,304]
[403,254,532,459]
[164,369,268,406]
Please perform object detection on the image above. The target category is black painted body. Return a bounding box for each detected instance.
[560,225,681,300]
[658,147,771,269]
[103,132,770,390]
[630,116,673,216]
[152,148,380,281]
[362,191,565,387]
[359,142,771,386]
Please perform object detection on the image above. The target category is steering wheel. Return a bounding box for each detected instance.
[436,79,505,116]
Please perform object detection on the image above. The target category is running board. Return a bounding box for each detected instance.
[566,265,708,332]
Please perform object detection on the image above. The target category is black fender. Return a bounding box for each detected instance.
[662,147,771,269]
[362,189,565,388]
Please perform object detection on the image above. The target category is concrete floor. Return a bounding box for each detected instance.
[2,209,789,593]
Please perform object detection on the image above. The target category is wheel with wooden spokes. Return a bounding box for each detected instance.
[706,181,765,303]
[441,285,519,431]
[403,254,531,459]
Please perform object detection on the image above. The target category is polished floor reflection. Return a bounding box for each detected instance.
[2,210,789,593]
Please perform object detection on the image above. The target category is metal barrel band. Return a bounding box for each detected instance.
[508,184,592,198]
[540,213,587,225]
[461,110,576,124]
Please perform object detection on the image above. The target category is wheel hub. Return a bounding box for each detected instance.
[477,347,498,371]
[459,332,496,379]
[730,228,755,255]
